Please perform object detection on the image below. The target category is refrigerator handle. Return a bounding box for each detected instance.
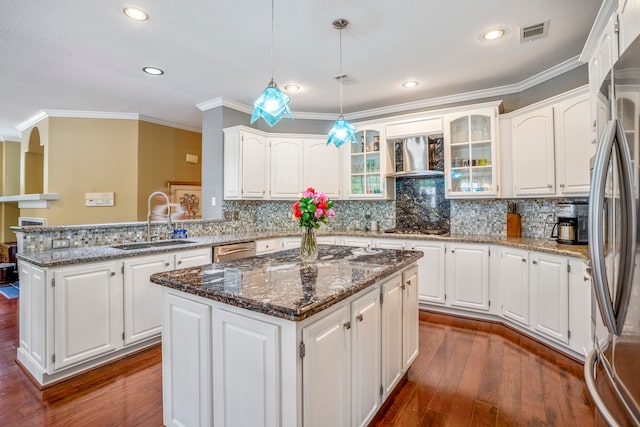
[589,120,620,335]
[613,119,636,334]
[584,349,620,427]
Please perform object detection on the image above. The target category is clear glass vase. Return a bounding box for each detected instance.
[300,226,318,262]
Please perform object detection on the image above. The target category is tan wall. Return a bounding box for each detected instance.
[2,141,21,241]
[137,121,201,220]
[20,117,139,225]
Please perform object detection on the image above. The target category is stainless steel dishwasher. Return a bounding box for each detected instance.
[213,241,256,262]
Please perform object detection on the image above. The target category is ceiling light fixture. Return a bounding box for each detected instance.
[251,0,292,127]
[402,81,419,88]
[123,7,148,21]
[483,29,505,40]
[142,67,164,75]
[284,84,300,92]
[327,18,357,148]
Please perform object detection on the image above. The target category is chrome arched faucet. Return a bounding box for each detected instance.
[147,191,172,242]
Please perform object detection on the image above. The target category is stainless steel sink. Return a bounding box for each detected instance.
[111,240,194,250]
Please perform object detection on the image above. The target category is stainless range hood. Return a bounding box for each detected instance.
[386,136,444,178]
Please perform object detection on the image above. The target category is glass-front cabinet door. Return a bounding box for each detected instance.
[444,106,500,198]
[345,125,392,199]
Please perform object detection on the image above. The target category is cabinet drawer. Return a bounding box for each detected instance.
[256,239,280,254]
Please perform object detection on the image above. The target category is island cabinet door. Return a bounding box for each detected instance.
[381,274,404,397]
[302,305,351,427]
[402,266,419,370]
[162,291,212,427]
[123,254,173,346]
[212,308,280,427]
[351,288,381,427]
[53,262,123,371]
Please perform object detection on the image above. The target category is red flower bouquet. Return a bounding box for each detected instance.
[292,188,335,229]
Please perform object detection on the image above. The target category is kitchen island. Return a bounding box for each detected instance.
[150,245,423,427]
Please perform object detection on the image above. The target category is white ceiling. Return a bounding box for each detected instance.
[0,0,603,140]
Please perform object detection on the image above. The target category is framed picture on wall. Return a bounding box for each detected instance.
[167,181,202,220]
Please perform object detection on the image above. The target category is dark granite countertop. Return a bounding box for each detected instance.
[150,245,423,321]
[16,229,589,267]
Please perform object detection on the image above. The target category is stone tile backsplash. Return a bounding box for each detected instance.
[17,197,570,253]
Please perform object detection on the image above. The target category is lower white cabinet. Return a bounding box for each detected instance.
[374,239,406,250]
[163,291,213,427]
[402,266,419,370]
[53,261,123,370]
[446,243,490,311]
[381,274,404,397]
[256,238,281,255]
[408,241,446,305]
[343,237,372,248]
[500,248,530,326]
[530,253,569,344]
[17,247,212,387]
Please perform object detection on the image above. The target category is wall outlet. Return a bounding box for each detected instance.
[233,211,240,220]
[211,197,216,207]
[52,239,70,249]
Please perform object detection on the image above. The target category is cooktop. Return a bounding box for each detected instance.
[383,227,449,236]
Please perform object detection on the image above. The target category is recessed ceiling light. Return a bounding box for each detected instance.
[283,84,301,93]
[123,7,148,21]
[483,29,505,40]
[402,81,419,88]
[143,67,164,75]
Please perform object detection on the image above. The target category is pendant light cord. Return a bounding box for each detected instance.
[339,25,343,116]
[271,0,275,81]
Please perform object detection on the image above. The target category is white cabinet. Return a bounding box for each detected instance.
[554,93,594,195]
[402,266,419,370]
[409,240,446,305]
[380,274,404,397]
[213,307,280,427]
[304,138,342,199]
[351,289,381,427]
[510,88,593,197]
[123,253,173,345]
[619,0,640,54]
[53,262,123,370]
[568,259,595,357]
[374,239,406,250]
[162,291,213,427]
[530,253,569,344]
[303,305,351,427]
[343,237,372,248]
[345,125,393,199]
[446,243,490,311]
[18,262,46,368]
[511,106,556,196]
[500,248,530,326]
[224,127,269,199]
[270,138,304,198]
[444,105,500,198]
[175,248,212,269]
[256,238,281,255]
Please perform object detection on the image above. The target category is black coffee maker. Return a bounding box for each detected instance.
[551,201,588,245]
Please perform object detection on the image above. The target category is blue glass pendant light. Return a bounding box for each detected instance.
[327,19,357,147]
[251,0,292,127]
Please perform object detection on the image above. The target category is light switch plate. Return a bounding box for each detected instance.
[52,239,70,249]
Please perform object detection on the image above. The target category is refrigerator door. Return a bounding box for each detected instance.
[586,34,640,426]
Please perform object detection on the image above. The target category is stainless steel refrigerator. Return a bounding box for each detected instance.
[586,33,640,426]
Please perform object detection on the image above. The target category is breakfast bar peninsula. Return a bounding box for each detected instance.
[150,245,422,427]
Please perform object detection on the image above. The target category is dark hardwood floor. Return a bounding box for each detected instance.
[0,296,595,426]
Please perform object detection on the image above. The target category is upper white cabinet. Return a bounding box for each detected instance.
[270,137,304,199]
[304,138,342,198]
[509,88,593,197]
[511,106,556,196]
[385,117,442,139]
[224,126,341,200]
[444,106,500,198]
[345,124,393,199]
[554,93,594,195]
[224,127,269,199]
[619,0,640,54]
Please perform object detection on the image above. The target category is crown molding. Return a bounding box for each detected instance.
[139,115,202,133]
[16,110,139,132]
[202,56,584,122]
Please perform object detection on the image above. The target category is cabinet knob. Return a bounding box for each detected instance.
[165,262,170,267]
[532,260,538,265]
[522,258,526,262]
[177,261,182,265]
[356,314,364,322]
[559,183,565,187]
[584,276,590,282]
[547,184,552,189]
[401,283,406,290]
[344,321,351,330]
[110,272,116,276]
[451,250,455,253]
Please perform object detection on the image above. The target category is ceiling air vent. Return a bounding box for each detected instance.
[334,74,357,85]
[520,21,549,43]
